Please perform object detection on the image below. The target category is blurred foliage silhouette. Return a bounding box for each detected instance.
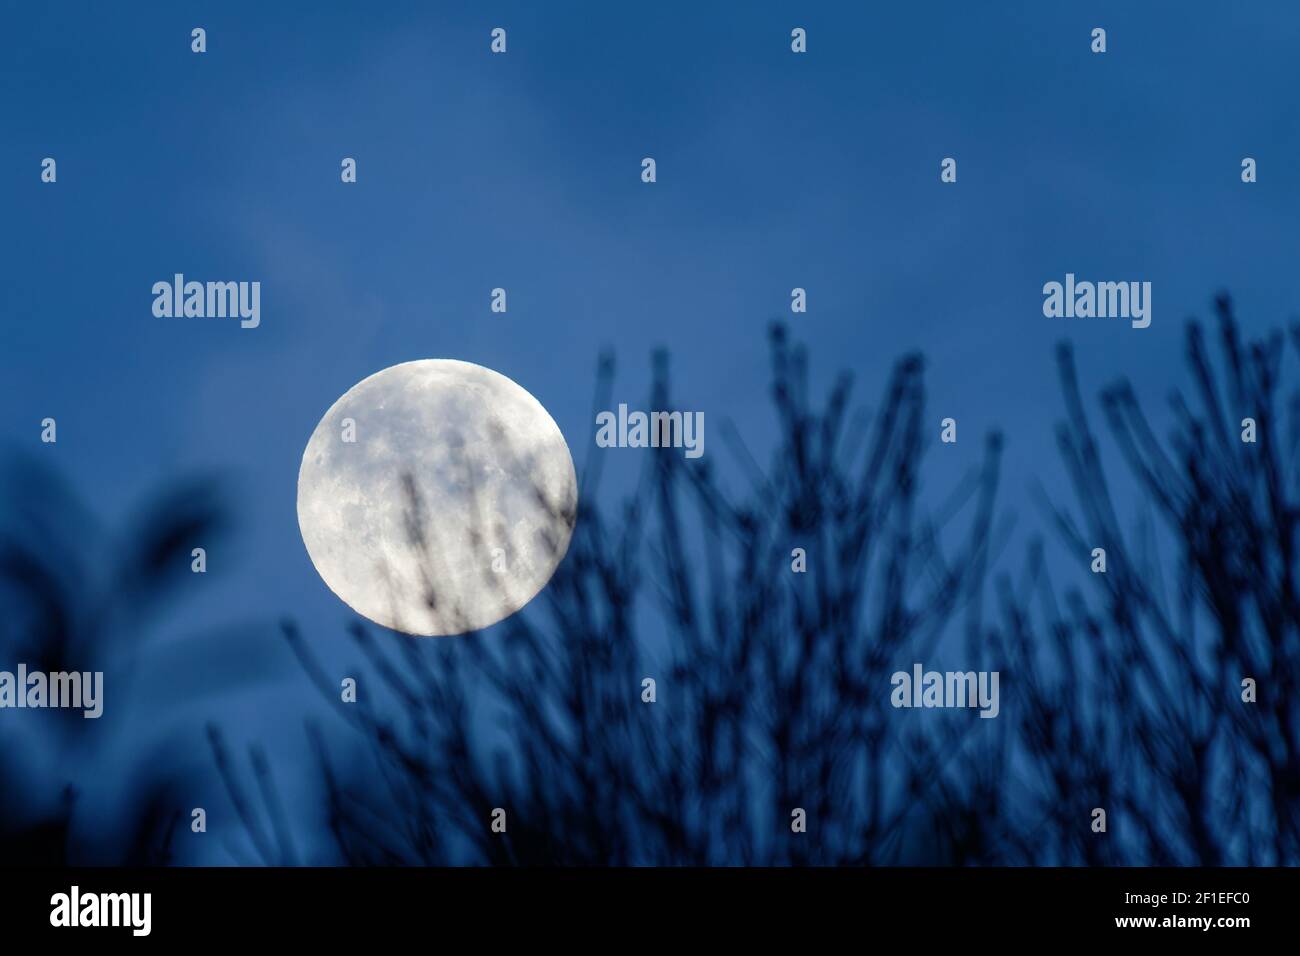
[255,298,1300,866]
[266,299,1300,868]
[7,295,1299,866]
[0,459,230,864]
[999,293,1300,865]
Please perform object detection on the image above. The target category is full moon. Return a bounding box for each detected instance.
[296,360,578,636]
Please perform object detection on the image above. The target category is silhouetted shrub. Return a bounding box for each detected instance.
[276,301,1300,865]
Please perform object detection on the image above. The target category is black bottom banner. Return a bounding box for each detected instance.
[0,866,1287,942]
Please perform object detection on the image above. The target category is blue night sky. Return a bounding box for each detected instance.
[3,2,1299,860]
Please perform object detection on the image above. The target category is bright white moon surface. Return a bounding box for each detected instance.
[297,360,578,636]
